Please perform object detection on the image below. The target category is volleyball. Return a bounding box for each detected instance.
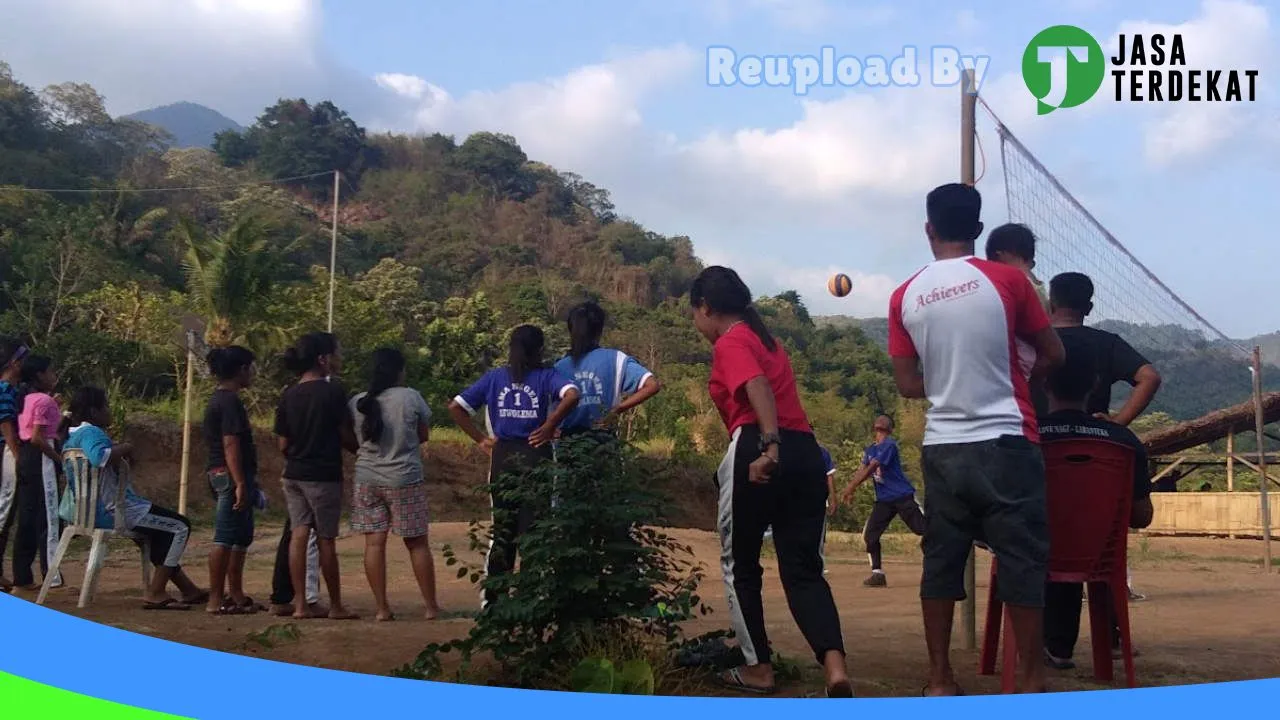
[828,273,852,298]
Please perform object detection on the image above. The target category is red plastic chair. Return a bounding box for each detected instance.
[978,438,1138,692]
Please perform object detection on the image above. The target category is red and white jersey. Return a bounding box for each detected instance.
[887,256,1051,446]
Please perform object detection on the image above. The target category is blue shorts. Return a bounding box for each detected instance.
[209,468,256,550]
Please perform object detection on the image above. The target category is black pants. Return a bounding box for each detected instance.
[271,519,295,606]
[863,496,926,571]
[483,439,553,609]
[13,442,59,586]
[1044,582,1122,660]
[715,424,844,666]
[131,505,191,569]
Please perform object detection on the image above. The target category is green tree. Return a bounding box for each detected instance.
[179,214,297,347]
[214,99,378,196]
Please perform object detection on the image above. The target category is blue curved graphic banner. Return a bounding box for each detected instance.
[1,593,1274,718]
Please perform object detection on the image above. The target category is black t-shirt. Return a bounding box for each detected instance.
[1033,325,1150,417]
[273,378,351,483]
[203,389,258,479]
[1038,409,1151,503]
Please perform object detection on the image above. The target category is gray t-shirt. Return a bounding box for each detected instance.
[350,387,431,487]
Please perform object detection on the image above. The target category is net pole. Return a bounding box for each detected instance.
[177,330,195,515]
[1252,347,1272,572]
[960,68,978,650]
[327,170,340,333]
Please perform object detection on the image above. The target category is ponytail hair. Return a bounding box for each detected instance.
[689,266,777,351]
[207,345,255,382]
[566,302,606,365]
[17,354,52,412]
[508,325,546,385]
[283,332,337,376]
[357,347,406,444]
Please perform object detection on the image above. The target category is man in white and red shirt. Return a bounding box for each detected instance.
[888,183,1064,696]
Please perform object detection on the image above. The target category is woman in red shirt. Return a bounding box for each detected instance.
[690,266,852,698]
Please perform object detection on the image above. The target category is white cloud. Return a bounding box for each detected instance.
[1106,0,1274,166]
[0,0,390,122]
[702,0,895,32]
[379,46,697,168]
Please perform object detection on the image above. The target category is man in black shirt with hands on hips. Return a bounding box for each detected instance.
[1043,272,1161,602]
[1039,333,1155,670]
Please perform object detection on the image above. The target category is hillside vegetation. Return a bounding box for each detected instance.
[0,61,919,531]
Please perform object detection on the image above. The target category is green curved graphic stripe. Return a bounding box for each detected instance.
[0,671,191,718]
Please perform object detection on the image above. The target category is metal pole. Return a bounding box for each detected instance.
[1252,347,1272,572]
[327,170,340,333]
[960,67,978,650]
[177,330,195,515]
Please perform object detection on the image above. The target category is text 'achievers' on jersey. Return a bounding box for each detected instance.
[887,256,1051,446]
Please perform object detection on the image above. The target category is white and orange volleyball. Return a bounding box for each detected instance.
[827,273,853,298]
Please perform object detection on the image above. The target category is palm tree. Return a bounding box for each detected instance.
[178,214,296,348]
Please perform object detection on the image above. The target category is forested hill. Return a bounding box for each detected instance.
[0,61,901,466]
[815,315,1280,421]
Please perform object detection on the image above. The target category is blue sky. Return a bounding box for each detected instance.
[1,0,1276,337]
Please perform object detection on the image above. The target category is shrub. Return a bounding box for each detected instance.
[394,433,711,689]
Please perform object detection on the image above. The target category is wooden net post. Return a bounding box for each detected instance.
[959,67,978,650]
[1252,347,1272,572]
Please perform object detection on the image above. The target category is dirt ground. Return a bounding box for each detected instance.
[12,523,1280,698]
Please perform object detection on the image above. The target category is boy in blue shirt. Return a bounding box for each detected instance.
[840,415,925,587]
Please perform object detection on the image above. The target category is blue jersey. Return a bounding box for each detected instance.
[819,446,835,476]
[554,348,653,431]
[455,366,577,442]
[862,437,915,502]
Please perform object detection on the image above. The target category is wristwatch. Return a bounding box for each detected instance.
[758,432,781,454]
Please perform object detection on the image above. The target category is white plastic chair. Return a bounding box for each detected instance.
[37,450,152,608]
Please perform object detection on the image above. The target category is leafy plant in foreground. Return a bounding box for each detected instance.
[394,433,711,689]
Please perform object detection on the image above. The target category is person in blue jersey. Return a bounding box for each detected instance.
[839,415,926,588]
[817,443,837,574]
[554,302,662,439]
[448,325,581,609]
[0,338,27,592]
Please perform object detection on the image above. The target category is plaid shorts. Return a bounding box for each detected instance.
[350,481,430,538]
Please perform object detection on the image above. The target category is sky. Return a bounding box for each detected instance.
[0,0,1276,337]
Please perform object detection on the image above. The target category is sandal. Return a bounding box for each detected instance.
[826,679,854,698]
[143,598,191,611]
[223,595,266,613]
[209,602,254,616]
[921,683,966,697]
[712,667,776,695]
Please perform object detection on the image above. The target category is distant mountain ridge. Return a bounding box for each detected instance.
[121,102,242,149]
[814,315,1280,421]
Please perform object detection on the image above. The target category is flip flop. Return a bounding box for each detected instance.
[224,595,267,613]
[209,603,254,616]
[143,598,191,611]
[713,667,776,696]
[826,679,854,698]
[921,683,966,697]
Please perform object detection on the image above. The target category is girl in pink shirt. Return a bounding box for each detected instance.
[13,355,63,590]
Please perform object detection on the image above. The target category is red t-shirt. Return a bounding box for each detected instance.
[709,323,812,437]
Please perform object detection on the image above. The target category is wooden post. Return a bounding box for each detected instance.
[1252,348,1272,572]
[960,67,978,650]
[327,170,340,333]
[177,330,195,515]
[1226,430,1235,492]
